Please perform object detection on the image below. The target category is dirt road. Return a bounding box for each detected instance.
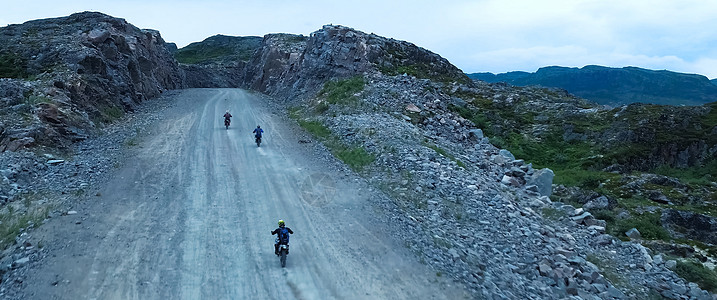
[16,89,468,299]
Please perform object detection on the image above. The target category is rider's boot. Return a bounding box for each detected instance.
[274,244,279,256]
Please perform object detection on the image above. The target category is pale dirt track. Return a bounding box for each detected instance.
[18,89,469,299]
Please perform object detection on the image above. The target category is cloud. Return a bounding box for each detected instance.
[2,0,716,78]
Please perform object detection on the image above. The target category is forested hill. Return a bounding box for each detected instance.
[468,65,717,106]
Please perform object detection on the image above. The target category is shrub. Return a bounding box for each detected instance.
[612,212,670,241]
[319,76,365,105]
[0,51,29,78]
[674,260,717,292]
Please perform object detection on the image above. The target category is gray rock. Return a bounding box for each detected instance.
[527,168,554,196]
[525,185,539,193]
[607,286,626,298]
[661,209,717,244]
[501,175,521,187]
[571,211,593,225]
[499,149,515,161]
[665,260,677,269]
[13,257,29,267]
[583,196,609,211]
[625,228,641,240]
[468,129,484,139]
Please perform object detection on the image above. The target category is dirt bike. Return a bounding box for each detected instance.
[255,135,262,147]
[277,243,289,267]
[224,118,230,130]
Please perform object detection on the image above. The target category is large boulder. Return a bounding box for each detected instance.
[527,168,555,197]
[661,209,717,244]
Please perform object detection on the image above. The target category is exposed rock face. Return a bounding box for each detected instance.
[177,35,262,88]
[0,12,184,151]
[182,62,247,88]
[661,209,717,244]
[243,25,468,102]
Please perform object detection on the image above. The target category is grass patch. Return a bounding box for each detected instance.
[673,259,717,292]
[0,207,50,250]
[611,212,670,241]
[335,147,375,171]
[541,207,566,220]
[318,76,365,105]
[653,160,717,186]
[297,119,375,171]
[425,143,465,168]
[297,120,331,139]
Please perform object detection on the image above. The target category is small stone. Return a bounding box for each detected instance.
[66,210,78,215]
[46,159,65,165]
[13,257,30,267]
[587,225,605,233]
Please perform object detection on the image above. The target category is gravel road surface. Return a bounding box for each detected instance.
[14,89,468,299]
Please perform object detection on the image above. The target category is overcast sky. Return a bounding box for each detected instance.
[3,0,717,79]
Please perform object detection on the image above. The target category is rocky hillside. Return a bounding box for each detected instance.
[188,24,716,298]
[177,35,262,88]
[469,66,717,106]
[241,25,469,101]
[0,12,184,152]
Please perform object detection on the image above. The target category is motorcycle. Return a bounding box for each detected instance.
[255,135,262,147]
[224,118,230,130]
[277,243,289,267]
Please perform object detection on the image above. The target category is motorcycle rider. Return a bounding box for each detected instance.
[223,110,232,125]
[271,219,293,256]
[253,125,264,141]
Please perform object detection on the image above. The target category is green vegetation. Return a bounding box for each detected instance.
[449,104,492,135]
[425,143,465,168]
[296,118,375,171]
[297,120,331,139]
[318,76,365,105]
[100,106,125,123]
[611,212,670,241]
[0,206,49,250]
[335,147,375,171]
[175,46,236,64]
[0,51,29,79]
[541,207,566,220]
[654,160,717,186]
[174,36,263,64]
[673,259,717,292]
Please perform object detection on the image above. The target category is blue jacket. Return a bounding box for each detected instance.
[271,227,293,244]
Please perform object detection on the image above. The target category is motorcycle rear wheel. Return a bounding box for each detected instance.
[280,250,287,267]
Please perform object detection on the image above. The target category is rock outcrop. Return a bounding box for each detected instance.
[243,25,469,102]
[177,35,262,88]
[0,11,184,151]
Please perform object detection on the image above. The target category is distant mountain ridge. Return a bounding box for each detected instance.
[468,66,717,106]
[174,34,262,64]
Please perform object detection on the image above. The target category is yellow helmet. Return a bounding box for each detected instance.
[278,220,285,227]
